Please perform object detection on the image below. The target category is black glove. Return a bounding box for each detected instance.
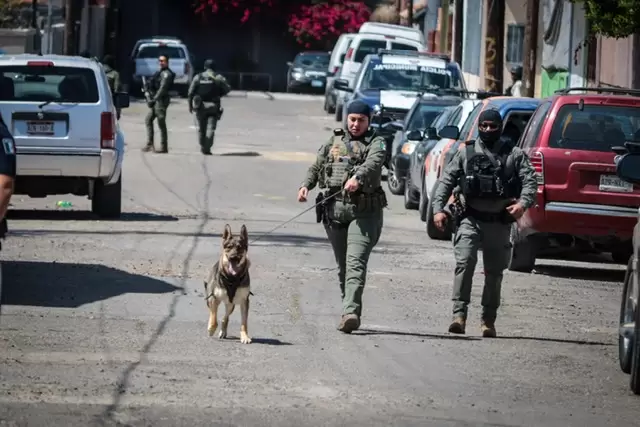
[147,100,155,108]
[188,106,193,114]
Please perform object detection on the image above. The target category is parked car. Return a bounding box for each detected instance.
[286,51,330,94]
[325,33,355,109]
[405,105,457,210]
[387,95,463,197]
[130,38,193,97]
[0,54,130,218]
[614,143,640,395]
[425,96,540,240]
[509,87,640,272]
[324,64,343,114]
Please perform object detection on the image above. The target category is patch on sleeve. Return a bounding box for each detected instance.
[380,140,386,151]
[2,138,15,155]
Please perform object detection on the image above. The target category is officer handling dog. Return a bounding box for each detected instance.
[297,100,387,334]
[431,109,537,337]
[187,59,231,155]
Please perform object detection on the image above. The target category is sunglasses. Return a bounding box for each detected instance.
[479,122,499,131]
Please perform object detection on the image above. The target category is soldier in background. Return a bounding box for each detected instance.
[101,55,122,119]
[143,55,175,154]
[187,59,231,155]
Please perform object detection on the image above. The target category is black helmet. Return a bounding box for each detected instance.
[510,65,523,80]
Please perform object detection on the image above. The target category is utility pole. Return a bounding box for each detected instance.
[453,0,464,64]
[483,0,505,92]
[407,0,413,27]
[395,0,401,25]
[64,0,75,55]
[31,0,40,54]
[522,0,540,97]
[439,0,450,53]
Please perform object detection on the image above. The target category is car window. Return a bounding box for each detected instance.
[391,42,418,51]
[458,102,484,140]
[294,53,330,68]
[548,104,640,152]
[406,104,451,131]
[520,101,551,149]
[431,107,453,130]
[354,39,387,63]
[0,65,99,103]
[360,59,461,92]
[447,106,463,126]
[137,45,186,59]
[502,111,534,145]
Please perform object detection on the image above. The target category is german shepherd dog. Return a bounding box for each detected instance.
[204,224,252,344]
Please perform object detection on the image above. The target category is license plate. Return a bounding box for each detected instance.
[599,174,633,193]
[311,80,324,88]
[26,121,54,136]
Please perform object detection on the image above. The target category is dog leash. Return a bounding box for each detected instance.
[248,189,342,245]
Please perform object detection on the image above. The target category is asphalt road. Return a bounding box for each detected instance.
[0,92,638,427]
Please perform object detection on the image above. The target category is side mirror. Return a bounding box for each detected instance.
[438,125,460,140]
[286,61,293,67]
[114,92,130,109]
[333,78,352,92]
[616,153,640,184]
[425,126,438,140]
[406,129,423,141]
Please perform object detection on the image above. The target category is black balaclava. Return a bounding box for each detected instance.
[477,109,503,146]
[345,100,372,140]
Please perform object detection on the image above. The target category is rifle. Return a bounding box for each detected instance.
[141,76,154,106]
[446,187,465,231]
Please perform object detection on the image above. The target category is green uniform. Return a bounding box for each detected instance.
[187,70,231,153]
[144,68,175,152]
[431,138,538,324]
[302,129,387,318]
[103,64,122,119]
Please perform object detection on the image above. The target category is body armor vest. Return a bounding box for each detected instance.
[196,71,220,102]
[323,132,368,189]
[462,140,520,200]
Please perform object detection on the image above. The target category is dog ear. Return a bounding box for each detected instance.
[240,224,248,244]
[223,224,232,241]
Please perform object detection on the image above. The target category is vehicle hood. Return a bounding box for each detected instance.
[380,90,419,110]
[353,89,381,107]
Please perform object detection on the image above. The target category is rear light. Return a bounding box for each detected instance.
[100,112,115,149]
[345,48,353,60]
[27,61,53,67]
[530,151,544,184]
[333,66,339,74]
[184,62,190,74]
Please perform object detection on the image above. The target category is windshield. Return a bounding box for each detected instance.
[549,104,640,152]
[294,53,330,68]
[137,45,186,59]
[0,65,99,103]
[361,61,462,92]
[407,104,452,131]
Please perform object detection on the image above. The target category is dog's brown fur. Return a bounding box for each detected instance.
[204,224,252,344]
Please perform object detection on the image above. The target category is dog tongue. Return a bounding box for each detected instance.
[227,261,238,275]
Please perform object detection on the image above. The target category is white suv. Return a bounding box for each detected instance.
[0,54,129,218]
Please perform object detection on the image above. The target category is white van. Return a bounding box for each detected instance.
[340,33,425,88]
[359,22,425,45]
[328,33,355,76]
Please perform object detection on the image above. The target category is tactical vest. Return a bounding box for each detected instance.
[151,68,175,93]
[322,130,369,190]
[461,139,520,200]
[196,71,220,102]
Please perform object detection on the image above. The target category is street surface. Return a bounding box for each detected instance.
[0,92,638,426]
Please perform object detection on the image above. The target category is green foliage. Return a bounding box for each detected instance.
[571,0,640,39]
[0,0,24,29]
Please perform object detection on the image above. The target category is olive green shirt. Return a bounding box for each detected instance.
[187,70,232,107]
[432,140,538,214]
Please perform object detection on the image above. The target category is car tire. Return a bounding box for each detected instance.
[92,174,122,219]
[335,103,343,122]
[620,256,634,374]
[327,99,336,114]
[418,173,428,222]
[387,164,405,195]
[630,267,640,394]
[508,224,537,273]
[426,181,451,240]
[613,247,633,264]
[404,177,419,210]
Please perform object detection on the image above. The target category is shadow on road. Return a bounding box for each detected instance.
[1,260,180,308]
[8,210,179,222]
[531,264,624,283]
[219,336,292,345]
[353,328,481,341]
[494,335,613,346]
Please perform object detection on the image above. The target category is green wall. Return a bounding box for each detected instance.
[541,69,569,98]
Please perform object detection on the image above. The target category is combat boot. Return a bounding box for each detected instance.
[141,143,154,152]
[480,321,497,338]
[156,144,168,154]
[337,313,360,334]
[448,316,466,334]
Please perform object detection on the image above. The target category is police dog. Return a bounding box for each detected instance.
[204,224,252,344]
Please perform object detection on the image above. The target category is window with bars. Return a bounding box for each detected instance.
[506,24,525,64]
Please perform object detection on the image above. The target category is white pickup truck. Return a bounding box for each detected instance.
[130,38,194,97]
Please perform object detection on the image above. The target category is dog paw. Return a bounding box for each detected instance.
[240,333,252,344]
[208,324,217,337]
[218,330,227,339]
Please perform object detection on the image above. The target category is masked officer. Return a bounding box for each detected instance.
[101,55,122,119]
[505,65,523,97]
[297,100,387,334]
[431,109,537,338]
[143,55,175,153]
[187,59,231,155]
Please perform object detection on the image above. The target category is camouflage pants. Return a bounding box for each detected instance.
[196,106,219,152]
[145,102,169,147]
[452,216,511,323]
[324,200,383,317]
